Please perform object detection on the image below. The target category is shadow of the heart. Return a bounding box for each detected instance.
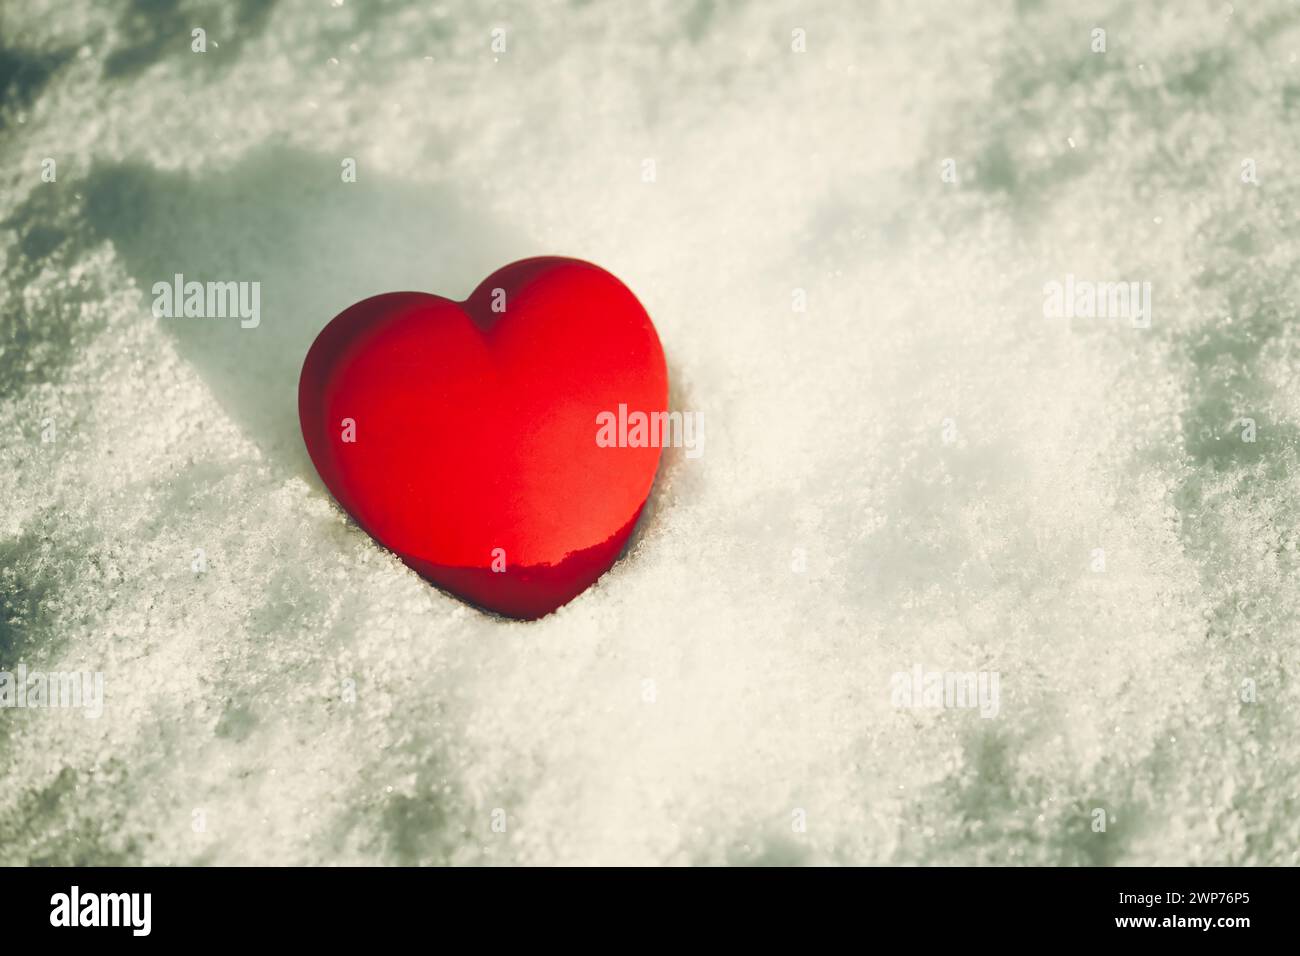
[83,145,532,483]
[83,149,680,618]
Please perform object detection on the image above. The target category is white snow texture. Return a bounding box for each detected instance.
[1,0,1298,865]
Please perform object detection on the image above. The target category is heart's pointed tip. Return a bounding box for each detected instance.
[404,503,647,622]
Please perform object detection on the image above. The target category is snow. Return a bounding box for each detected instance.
[2,0,1299,864]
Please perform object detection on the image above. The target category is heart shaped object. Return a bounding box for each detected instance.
[298,257,667,619]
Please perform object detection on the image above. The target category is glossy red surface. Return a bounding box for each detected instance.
[298,257,668,619]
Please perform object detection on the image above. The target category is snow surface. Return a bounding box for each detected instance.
[2,0,1299,864]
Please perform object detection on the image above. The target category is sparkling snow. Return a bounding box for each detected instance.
[2,0,1298,864]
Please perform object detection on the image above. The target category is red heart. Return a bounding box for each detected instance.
[298,257,667,619]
